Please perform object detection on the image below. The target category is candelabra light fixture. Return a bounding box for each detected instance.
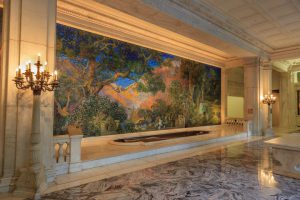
[262,93,276,106]
[13,53,59,95]
[12,54,59,197]
[262,93,276,132]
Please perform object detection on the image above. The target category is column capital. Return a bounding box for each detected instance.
[280,71,289,78]
[221,67,229,75]
[242,57,259,68]
[261,59,272,70]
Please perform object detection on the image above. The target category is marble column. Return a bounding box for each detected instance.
[279,72,289,128]
[287,70,297,128]
[260,61,273,135]
[0,0,57,196]
[221,68,227,124]
[243,57,261,135]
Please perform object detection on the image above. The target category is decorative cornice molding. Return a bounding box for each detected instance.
[224,58,245,68]
[57,0,229,67]
[271,46,300,61]
[272,61,290,72]
[290,64,300,72]
[225,57,259,68]
[272,58,300,72]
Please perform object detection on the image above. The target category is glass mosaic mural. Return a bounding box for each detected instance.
[54,24,221,136]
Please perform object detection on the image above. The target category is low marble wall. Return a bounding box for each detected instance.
[265,133,300,179]
[272,148,300,179]
[81,125,223,144]
[79,131,247,172]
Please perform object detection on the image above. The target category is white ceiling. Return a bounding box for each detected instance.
[177,0,300,51]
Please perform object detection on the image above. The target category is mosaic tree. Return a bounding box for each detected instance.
[55,24,221,136]
[180,60,221,109]
[55,24,167,134]
[56,25,165,97]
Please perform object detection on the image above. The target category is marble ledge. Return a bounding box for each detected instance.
[264,133,300,151]
[81,125,247,161]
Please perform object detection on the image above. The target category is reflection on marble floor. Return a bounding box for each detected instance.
[42,141,300,200]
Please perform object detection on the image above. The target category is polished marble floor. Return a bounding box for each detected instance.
[42,140,300,200]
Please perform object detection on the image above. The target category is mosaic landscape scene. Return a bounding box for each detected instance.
[54,24,221,136]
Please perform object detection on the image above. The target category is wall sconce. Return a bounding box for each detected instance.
[262,93,276,132]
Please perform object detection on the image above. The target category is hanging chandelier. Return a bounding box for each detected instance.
[13,53,59,95]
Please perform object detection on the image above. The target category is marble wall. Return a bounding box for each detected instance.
[272,70,280,127]
[227,67,244,119]
[227,67,244,97]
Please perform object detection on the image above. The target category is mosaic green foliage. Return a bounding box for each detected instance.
[68,95,127,136]
[54,24,221,136]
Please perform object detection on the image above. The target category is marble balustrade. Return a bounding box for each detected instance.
[52,135,83,177]
[224,118,253,135]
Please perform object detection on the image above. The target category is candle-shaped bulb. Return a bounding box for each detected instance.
[21,65,26,73]
[15,68,18,77]
[37,53,41,62]
[54,70,58,80]
[44,61,47,72]
[18,66,22,78]
[28,61,32,71]
[32,66,37,75]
